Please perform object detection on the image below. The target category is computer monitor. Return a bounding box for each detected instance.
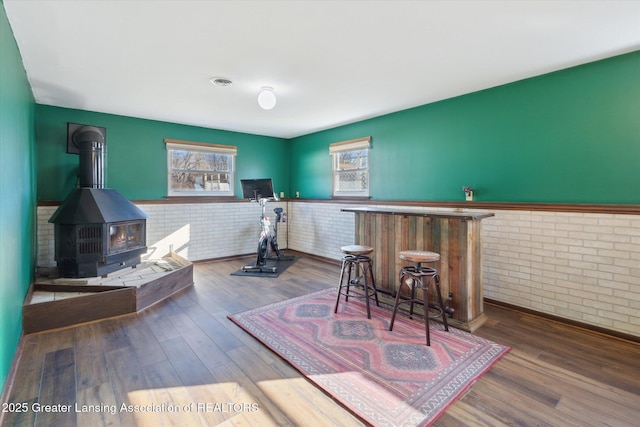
[240,178,275,200]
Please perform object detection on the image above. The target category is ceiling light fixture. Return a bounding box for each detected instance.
[258,87,276,110]
[210,77,232,87]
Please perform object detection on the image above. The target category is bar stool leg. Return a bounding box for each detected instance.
[404,265,418,318]
[389,271,407,331]
[432,274,449,331]
[334,257,350,313]
[367,260,380,307]
[344,260,353,302]
[422,276,431,346]
[409,276,417,319]
[362,262,371,319]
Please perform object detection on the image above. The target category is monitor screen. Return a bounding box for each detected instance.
[240,178,275,200]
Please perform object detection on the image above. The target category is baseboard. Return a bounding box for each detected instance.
[484,298,640,344]
[0,332,25,425]
[192,249,342,266]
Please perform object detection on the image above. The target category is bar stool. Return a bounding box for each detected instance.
[389,250,449,346]
[334,245,380,319]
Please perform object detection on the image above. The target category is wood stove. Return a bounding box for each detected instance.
[49,125,148,278]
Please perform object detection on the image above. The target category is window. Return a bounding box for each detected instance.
[330,136,371,198]
[165,139,237,197]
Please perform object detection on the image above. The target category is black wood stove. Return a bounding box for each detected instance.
[49,126,148,278]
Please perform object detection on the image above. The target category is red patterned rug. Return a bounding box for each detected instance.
[228,288,509,426]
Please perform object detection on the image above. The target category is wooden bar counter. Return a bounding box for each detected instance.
[341,206,494,332]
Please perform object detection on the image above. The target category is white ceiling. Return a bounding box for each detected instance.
[4,1,640,139]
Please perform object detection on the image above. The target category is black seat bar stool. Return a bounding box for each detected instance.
[389,250,449,345]
[334,245,380,319]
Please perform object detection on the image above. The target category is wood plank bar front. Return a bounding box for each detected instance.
[342,207,494,332]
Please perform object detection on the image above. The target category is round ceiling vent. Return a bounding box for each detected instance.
[210,77,233,87]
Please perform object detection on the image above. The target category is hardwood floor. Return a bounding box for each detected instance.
[2,255,639,426]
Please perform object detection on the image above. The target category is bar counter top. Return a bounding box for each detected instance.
[341,206,494,220]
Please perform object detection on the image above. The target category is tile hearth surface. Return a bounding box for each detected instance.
[31,256,186,304]
[24,254,193,334]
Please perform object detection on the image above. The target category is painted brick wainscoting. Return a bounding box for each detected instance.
[286,202,640,338]
[37,202,639,338]
[37,201,289,268]
[481,209,640,337]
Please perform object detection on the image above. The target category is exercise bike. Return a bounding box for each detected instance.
[240,179,294,273]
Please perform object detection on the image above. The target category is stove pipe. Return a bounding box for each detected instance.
[75,126,105,188]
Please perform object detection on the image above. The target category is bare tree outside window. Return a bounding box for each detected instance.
[165,140,236,196]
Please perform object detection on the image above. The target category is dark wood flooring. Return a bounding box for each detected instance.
[2,255,639,426]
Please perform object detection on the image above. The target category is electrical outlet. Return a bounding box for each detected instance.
[465,191,473,201]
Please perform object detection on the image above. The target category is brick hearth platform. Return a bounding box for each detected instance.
[23,253,193,334]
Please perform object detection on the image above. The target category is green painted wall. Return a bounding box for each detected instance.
[0,1,36,394]
[36,106,290,201]
[290,51,640,204]
[36,52,640,205]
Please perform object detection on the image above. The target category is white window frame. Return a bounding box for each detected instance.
[165,139,237,197]
[330,136,371,198]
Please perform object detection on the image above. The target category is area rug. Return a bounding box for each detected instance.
[228,288,509,427]
[230,255,298,278]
